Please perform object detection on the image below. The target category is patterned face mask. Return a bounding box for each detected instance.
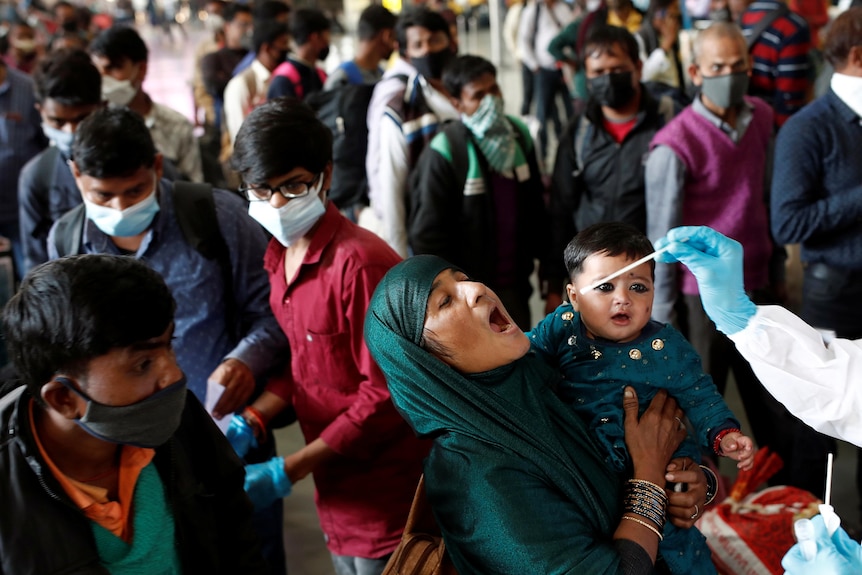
[462,94,517,173]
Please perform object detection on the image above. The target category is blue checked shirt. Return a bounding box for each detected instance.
[48,180,289,402]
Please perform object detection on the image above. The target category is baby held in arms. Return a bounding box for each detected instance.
[529,222,755,573]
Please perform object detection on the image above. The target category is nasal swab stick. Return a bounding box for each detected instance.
[825,452,834,506]
[579,238,688,295]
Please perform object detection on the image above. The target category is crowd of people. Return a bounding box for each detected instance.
[0,0,860,572]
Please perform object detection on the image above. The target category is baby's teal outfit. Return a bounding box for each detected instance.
[530,303,738,575]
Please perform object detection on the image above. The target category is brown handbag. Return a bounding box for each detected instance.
[381,475,458,575]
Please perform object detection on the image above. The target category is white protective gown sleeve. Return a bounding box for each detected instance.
[729,305,862,447]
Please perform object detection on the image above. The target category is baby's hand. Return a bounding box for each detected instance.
[721,431,755,470]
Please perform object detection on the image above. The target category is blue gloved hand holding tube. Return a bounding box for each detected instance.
[653,226,757,335]
[244,457,292,510]
[783,513,862,575]
[226,414,258,458]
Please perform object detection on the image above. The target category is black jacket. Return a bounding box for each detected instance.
[408,118,551,298]
[0,386,268,575]
[548,89,676,284]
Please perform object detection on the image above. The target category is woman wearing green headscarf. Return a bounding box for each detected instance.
[365,255,705,574]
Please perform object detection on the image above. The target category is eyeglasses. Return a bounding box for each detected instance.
[239,173,322,202]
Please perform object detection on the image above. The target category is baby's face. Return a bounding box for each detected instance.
[567,252,654,343]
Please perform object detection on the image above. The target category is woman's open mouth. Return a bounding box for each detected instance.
[489,307,513,333]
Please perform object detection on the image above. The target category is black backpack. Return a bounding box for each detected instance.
[304,64,407,212]
[51,181,238,339]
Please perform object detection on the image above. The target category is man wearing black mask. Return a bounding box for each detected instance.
[547,25,676,311]
[364,6,458,257]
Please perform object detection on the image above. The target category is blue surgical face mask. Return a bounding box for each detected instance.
[42,123,74,158]
[83,175,161,237]
[247,175,326,247]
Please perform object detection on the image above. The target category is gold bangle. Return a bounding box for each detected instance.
[622,515,664,541]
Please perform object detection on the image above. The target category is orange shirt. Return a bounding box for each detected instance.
[29,400,155,542]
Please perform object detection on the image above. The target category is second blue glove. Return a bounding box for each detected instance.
[244,457,293,510]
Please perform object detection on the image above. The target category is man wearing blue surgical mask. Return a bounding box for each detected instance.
[90,26,203,183]
[0,254,269,573]
[409,55,553,330]
[18,49,102,275]
[645,22,825,495]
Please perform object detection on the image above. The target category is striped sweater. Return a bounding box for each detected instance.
[741,0,812,128]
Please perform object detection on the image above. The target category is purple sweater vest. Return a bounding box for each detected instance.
[652,96,773,295]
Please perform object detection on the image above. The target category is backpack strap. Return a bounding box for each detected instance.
[52,203,86,258]
[745,4,790,49]
[339,60,365,85]
[171,182,239,342]
[32,146,60,206]
[439,120,471,194]
[273,60,303,99]
[316,66,328,86]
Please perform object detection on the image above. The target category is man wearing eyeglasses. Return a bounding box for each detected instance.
[228,98,428,575]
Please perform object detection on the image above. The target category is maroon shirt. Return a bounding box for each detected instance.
[263,203,428,558]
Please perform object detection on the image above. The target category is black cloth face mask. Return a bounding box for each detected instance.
[411,48,454,81]
[588,71,636,109]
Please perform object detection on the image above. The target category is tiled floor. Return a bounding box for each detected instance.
[142,16,861,574]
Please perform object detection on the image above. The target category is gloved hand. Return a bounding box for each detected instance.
[244,457,292,510]
[653,226,757,335]
[226,414,258,459]
[782,514,862,575]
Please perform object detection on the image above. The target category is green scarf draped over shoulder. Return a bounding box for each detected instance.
[365,255,626,573]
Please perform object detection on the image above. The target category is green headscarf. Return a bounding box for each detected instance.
[364,255,622,549]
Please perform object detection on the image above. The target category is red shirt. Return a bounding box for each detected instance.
[602,117,637,144]
[264,203,428,558]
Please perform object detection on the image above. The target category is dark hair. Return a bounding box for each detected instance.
[3,255,175,404]
[232,97,332,184]
[33,49,102,106]
[90,25,149,66]
[395,7,451,57]
[358,4,397,41]
[254,0,290,21]
[53,1,75,16]
[825,7,862,69]
[646,0,677,23]
[564,222,655,279]
[419,327,455,361]
[253,20,288,54]
[583,25,640,65]
[291,8,331,46]
[442,55,496,99]
[73,107,157,178]
[224,3,253,23]
[48,30,89,52]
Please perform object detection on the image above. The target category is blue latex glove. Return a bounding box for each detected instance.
[226,414,258,459]
[782,515,862,574]
[244,457,292,510]
[653,226,757,335]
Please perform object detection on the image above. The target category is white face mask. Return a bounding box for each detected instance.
[247,176,327,247]
[82,175,160,237]
[101,73,139,107]
[831,72,862,120]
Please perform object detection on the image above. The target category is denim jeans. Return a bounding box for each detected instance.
[331,553,391,575]
[534,67,572,154]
